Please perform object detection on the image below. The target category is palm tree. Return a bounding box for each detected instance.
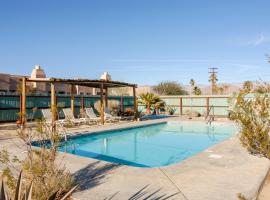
[139,93,164,115]
[190,79,195,87]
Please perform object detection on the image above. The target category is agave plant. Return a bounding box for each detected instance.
[0,171,77,200]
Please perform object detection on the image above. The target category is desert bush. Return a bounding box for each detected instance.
[229,82,270,158]
[0,121,75,199]
[0,170,77,200]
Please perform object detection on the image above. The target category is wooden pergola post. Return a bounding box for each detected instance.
[21,77,26,126]
[100,84,105,124]
[180,97,183,115]
[120,95,124,112]
[133,86,137,120]
[81,96,85,109]
[51,82,56,132]
[104,87,108,108]
[71,85,76,115]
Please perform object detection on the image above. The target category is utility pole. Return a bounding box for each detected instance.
[208,67,218,95]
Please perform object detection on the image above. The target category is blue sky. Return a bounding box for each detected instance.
[0,0,270,85]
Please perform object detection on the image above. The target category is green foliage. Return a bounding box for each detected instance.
[165,105,176,115]
[139,93,164,115]
[208,72,218,94]
[153,81,188,95]
[229,82,270,158]
[190,79,202,95]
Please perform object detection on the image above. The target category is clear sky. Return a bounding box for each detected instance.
[0,0,270,85]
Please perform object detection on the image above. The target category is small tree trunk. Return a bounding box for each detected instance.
[146,105,151,115]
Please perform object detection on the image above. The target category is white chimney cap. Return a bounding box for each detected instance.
[100,71,111,81]
[35,65,41,70]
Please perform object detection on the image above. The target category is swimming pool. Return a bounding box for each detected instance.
[54,121,238,168]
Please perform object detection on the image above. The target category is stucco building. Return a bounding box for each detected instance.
[0,65,98,95]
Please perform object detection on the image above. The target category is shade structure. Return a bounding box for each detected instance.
[20,77,137,126]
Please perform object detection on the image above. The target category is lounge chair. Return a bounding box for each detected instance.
[62,108,88,125]
[85,107,101,123]
[41,108,66,126]
[104,107,121,122]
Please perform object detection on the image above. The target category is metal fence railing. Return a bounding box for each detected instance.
[160,95,230,117]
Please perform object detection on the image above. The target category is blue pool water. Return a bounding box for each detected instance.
[55,121,238,168]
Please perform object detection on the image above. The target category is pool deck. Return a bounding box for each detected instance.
[1,117,270,200]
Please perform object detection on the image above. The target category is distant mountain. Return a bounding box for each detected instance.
[183,83,243,95]
[137,82,245,95]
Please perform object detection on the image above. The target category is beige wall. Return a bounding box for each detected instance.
[0,72,99,95]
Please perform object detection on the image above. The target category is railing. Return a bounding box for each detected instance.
[205,105,214,125]
[159,95,230,117]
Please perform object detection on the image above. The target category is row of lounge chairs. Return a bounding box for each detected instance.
[41,107,121,126]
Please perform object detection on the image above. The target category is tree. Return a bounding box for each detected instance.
[139,93,164,115]
[208,71,218,94]
[217,84,229,95]
[153,81,188,95]
[189,79,195,87]
[189,79,202,95]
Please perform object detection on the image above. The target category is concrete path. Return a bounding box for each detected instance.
[258,172,270,200]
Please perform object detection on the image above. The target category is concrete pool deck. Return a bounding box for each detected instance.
[1,117,270,200]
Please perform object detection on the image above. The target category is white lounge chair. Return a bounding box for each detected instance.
[85,107,101,123]
[62,108,88,125]
[41,108,66,126]
[104,107,121,122]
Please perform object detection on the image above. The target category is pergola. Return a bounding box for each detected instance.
[20,77,137,128]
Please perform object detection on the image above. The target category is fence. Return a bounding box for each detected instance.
[160,95,231,117]
[0,94,134,122]
[0,94,235,122]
